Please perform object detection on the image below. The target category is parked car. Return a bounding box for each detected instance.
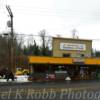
[28,72,56,82]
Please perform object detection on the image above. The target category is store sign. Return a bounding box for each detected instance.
[60,43,86,51]
[73,58,85,64]
[73,58,84,62]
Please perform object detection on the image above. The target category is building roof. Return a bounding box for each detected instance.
[53,37,92,42]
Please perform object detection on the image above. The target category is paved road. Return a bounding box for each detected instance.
[0,80,100,100]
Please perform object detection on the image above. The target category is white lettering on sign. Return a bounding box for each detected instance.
[60,43,86,51]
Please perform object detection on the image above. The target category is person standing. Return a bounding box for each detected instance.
[5,69,14,82]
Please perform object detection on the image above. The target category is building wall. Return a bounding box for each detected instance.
[52,37,92,57]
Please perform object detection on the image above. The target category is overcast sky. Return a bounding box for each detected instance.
[1,0,100,50]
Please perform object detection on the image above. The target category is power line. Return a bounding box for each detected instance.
[12,7,91,16]
[9,5,100,14]
[7,5,99,19]
[12,33,100,41]
[1,31,100,41]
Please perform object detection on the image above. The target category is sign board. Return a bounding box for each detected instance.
[73,58,85,64]
[60,43,86,51]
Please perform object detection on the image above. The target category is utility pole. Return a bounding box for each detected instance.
[6,5,15,73]
[6,5,13,35]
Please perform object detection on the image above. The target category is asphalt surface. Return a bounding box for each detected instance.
[0,80,100,100]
